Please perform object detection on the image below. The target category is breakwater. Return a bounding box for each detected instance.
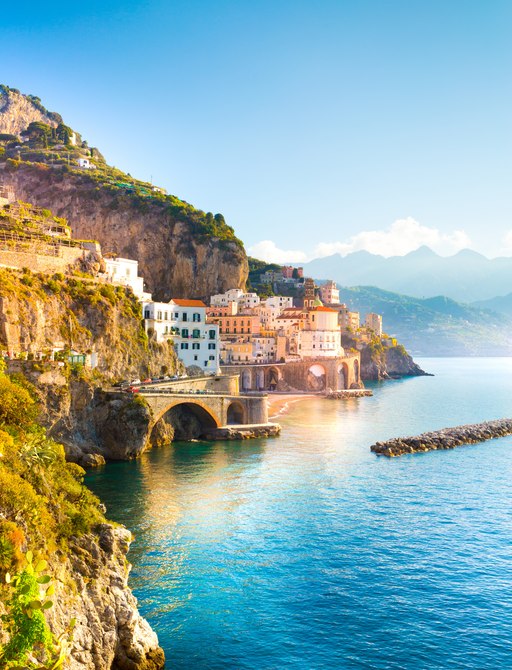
[326,389,373,399]
[370,418,512,457]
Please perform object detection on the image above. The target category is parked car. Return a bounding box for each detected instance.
[130,378,141,385]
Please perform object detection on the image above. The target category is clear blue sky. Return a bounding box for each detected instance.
[3,1,512,260]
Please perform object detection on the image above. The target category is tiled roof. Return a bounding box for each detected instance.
[309,306,337,313]
[172,299,207,307]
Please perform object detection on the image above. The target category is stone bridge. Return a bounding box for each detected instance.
[141,391,270,434]
[222,354,362,393]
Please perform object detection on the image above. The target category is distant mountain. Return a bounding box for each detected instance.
[335,285,512,356]
[303,247,512,303]
[472,292,512,318]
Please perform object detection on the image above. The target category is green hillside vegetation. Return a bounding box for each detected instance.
[0,122,242,249]
[336,285,512,356]
[0,362,106,666]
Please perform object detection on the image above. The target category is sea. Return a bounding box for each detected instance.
[85,358,512,669]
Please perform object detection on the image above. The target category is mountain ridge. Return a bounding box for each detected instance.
[303,247,512,302]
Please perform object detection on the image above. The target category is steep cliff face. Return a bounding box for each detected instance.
[0,161,247,301]
[341,334,427,381]
[0,85,61,136]
[0,84,249,300]
[48,525,165,670]
[0,268,180,380]
[0,268,182,463]
[359,344,428,380]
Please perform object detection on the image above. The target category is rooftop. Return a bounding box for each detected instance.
[172,299,207,308]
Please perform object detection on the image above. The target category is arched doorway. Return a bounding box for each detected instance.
[267,367,281,391]
[307,364,326,391]
[227,401,245,425]
[151,402,219,443]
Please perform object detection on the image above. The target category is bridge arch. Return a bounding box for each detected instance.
[307,363,326,391]
[150,399,222,443]
[266,366,281,391]
[226,400,246,425]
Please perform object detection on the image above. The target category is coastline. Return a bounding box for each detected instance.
[267,393,319,419]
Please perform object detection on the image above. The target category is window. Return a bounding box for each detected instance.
[144,310,150,318]
[193,313,201,322]
[208,343,216,350]
[209,329,216,339]
[194,355,198,361]
[180,343,189,350]
[164,312,168,321]
[182,313,188,322]
[174,312,179,319]
[181,328,189,338]
[209,355,215,361]
[192,343,200,350]
[157,311,162,320]
[192,329,201,339]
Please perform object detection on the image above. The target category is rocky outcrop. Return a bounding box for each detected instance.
[48,525,165,670]
[342,335,428,381]
[203,424,281,440]
[0,152,248,302]
[370,418,512,457]
[326,389,373,398]
[0,85,61,136]
[0,268,181,381]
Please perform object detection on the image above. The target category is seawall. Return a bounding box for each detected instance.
[370,418,512,457]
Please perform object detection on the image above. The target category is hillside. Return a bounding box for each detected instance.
[473,292,512,318]
[303,247,512,303]
[336,285,512,356]
[0,85,248,300]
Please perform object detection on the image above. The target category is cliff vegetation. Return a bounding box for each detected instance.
[0,363,165,669]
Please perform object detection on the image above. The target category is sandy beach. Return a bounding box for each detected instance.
[267,393,319,420]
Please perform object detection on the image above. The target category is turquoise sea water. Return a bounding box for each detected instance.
[86,358,512,669]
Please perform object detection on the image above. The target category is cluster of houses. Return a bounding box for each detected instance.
[107,258,385,374]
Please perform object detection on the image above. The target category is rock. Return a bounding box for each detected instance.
[45,524,165,670]
[79,453,106,468]
[370,418,512,457]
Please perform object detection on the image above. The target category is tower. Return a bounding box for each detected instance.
[303,277,316,309]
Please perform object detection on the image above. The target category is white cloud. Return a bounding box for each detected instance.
[250,217,473,263]
[248,240,308,264]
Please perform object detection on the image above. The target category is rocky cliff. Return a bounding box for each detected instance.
[342,335,428,381]
[0,85,61,136]
[0,86,249,300]
[48,525,165,670]
[0,267,182,463]
[0,375,165,669]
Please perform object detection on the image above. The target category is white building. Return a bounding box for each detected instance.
[264,296,293,310]
[365,313,383,337]
[77,158,94,169]
[298,307,344,358]
[143,299,220,372]
[104,257,150,300]
[252,335,277,363]
[319,280,340,305]
[210,288,260,309]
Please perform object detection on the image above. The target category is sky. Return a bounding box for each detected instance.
[2,1,512,262]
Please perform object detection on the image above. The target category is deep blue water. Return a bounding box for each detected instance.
[86,358,512,669]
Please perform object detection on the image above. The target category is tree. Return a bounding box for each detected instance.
[292,268,300,279]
